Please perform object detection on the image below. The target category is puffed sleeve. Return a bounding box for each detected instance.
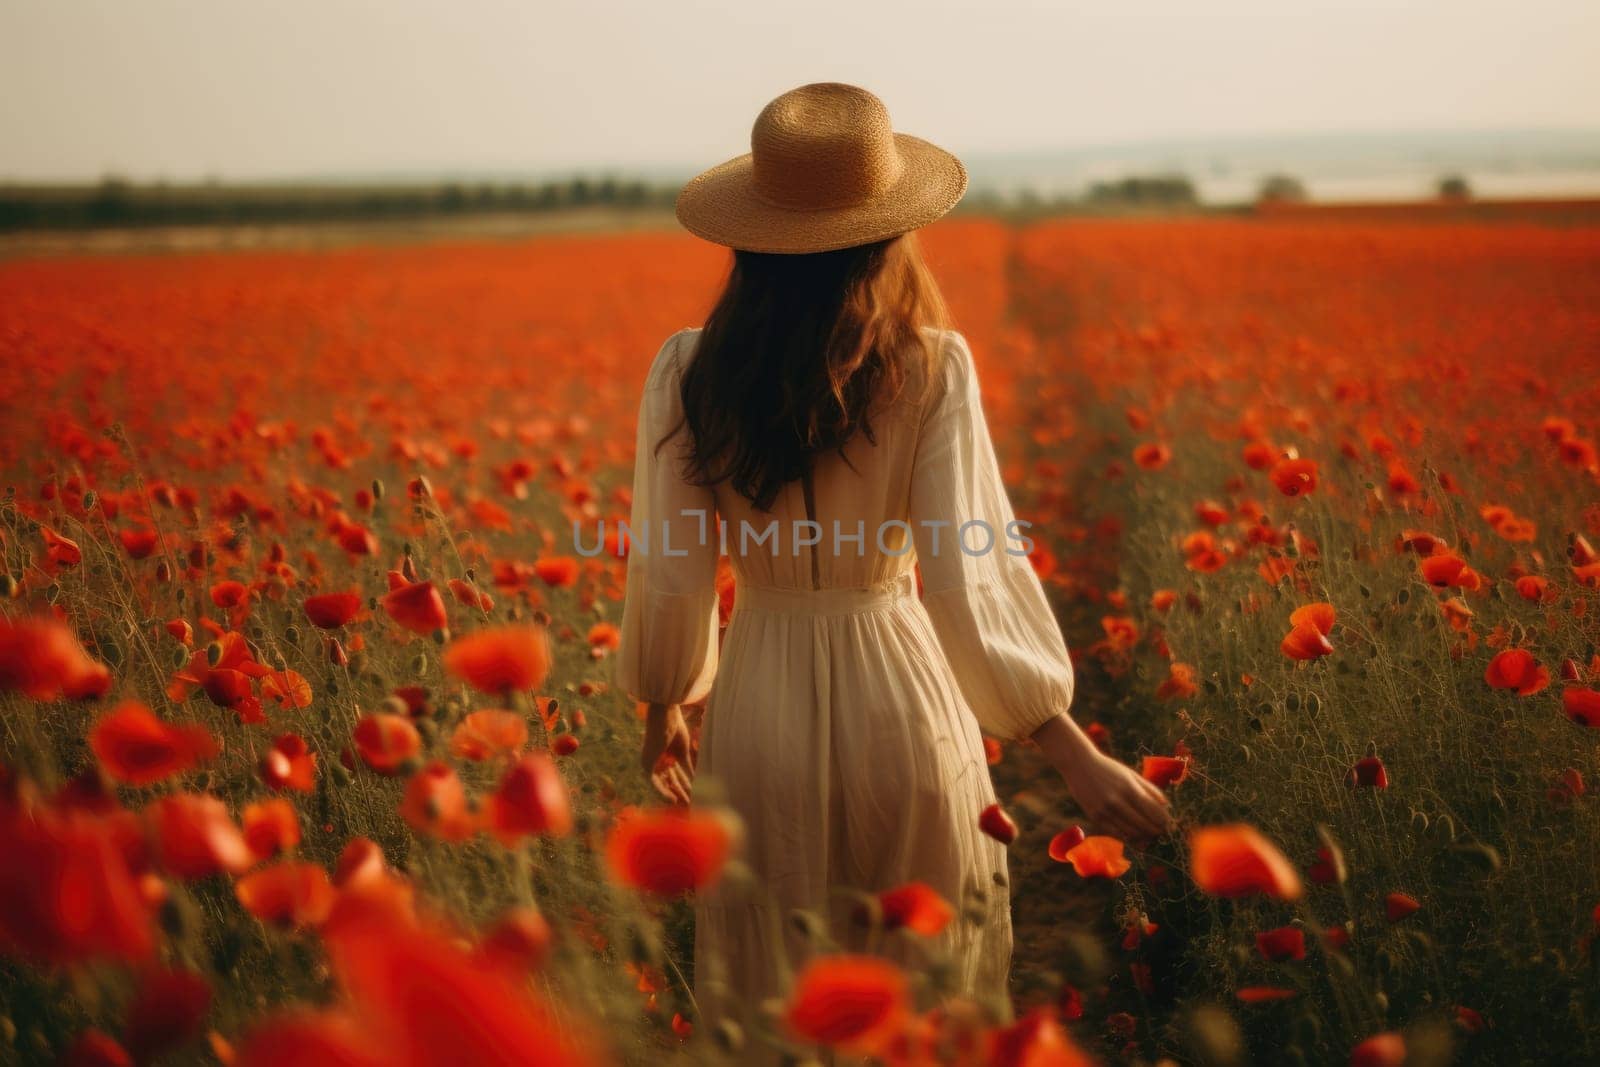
[908,330,1076,741]
[615,329,721,705]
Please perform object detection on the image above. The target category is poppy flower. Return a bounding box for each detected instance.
[1484,649,1549,695]
[210,581,249,609]
[1420,554,1482,591]
[876,883,955,936]
[123,967,212,1063]
[1236,987,1297,1004]
[1133,442,1171,470]
[262,734,317,792]
[1150,589,1178,613]
[119,528,161,559]
[450,709,529,761]
[0,616,109,701]
[1255,926,1307,961]
[1189,824,1303,901]
[603,805,735,896]
[304,591,362,629]
[261,669,313,709]
[151,793,255,880]
[1047,825,1087,861]
[1282,602,1335,660]
[784,954,908,1055]
[89,701,217,786]
[476,906,554,975]
[62,1030,133,1067]
[332,838,389,891]
[442,625,552,695]
[352,713,422,775]
[985,1007,1096,1067]
[1154,662,1198,701]
[533,556,580,588]
[586,622,621,652]
[1385,892,1421,922]
[978,802,1018,845]
[1350,1032,1406,1067]
[1309,844,1347,885]
[487,752,574,842]
[382,580,449,636]
[1270,457,1318,497]
[235,862,336,928]
[448,577,494,612]
[396,761,472,840]
[1439,597,1475,632]
[1345,756,1389,789]
[1562,688,1600,728]
[1141,755,1190,787]
[550,733,580,756]
[1060,836,1131,879]
[242,798,301,859]
[42,525,82,567]
[0,799,154,964]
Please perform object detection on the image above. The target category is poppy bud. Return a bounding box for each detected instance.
[371,479,385,501]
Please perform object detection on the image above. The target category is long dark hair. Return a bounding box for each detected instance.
[666,231,950,511]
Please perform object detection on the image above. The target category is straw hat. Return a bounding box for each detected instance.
[675,82,968,254]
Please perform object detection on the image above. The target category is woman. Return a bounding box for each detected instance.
[616,82,1171,1054]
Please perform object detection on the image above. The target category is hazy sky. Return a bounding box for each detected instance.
[3,0,1597,181]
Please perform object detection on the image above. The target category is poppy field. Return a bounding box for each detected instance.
[1,212,1598,1066]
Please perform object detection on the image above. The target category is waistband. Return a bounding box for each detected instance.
[733,571,917,616]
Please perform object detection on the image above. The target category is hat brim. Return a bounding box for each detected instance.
[675,133,968,254]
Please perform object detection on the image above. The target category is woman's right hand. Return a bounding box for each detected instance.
[641,702,695,806]
[1030,713,1173,844]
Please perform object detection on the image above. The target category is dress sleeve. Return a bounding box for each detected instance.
[615,330,721,706]
[908,330,1076,742]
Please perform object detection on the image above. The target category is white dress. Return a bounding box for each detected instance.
[616,325,1076,1058]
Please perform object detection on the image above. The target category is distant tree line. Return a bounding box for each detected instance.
[0,175,680,231]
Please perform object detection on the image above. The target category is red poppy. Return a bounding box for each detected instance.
[1047,825,1087,861]
[448,577,494,612]
[1483,648,1549,695]
[399,762,474,841]
[784,954,908,1055]
[1236,987,1297,1004]
[876,882,955,936]
[533,556,580,588]
[261,669,314,709]
[1133,442,1171,471]
[119,528,161,559]
[450,709,529,761]
[1346,756,1389,789]
[603,805,734,896]
[382,580,449,636]
[0,616,109,701]
[123,967,212,1063]
[0,799,154,964]
[1061,835,1131,879]
[352,713,422,775]
[1350,1032,1406,1067]
[1155,662,1198,701]
[978,802,1018,845]
[1270,457,1318,497]
[587,621,621,651]
[985,1007,1096,1067]
[42,525,82,568]
[89,701,217,786]
[442,625,552,695]
[1420,554,1483,591]
[1141,755,1190,787]
[304,591,362,629]
[1385,892,1421,922]
[1150,589,1178,613]
[1189,824,1303,901]
[1561,687,1600,728]
[151,793,255,880]
[262,734,317,792]
[235,862,336,928]
[487,753,574,842]
[476,906,554,975]
[210,581,249,609]
[242,798,301,859]
[1255,926,1307,961]
[62,1030,133,1067]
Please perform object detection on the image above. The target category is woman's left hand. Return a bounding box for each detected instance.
[642,702,696,805]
